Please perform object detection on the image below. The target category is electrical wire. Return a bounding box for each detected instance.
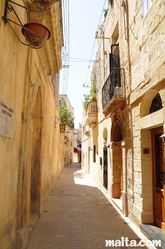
[61,0,107,92]
[62,56,95,63]
[61,0,70,94]
[83,0,107,88]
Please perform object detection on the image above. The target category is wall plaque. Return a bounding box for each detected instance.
[0,99,14,138]
[143,148,150,154]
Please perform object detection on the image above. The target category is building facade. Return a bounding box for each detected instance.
[0,0,63,248]
[82,0,165,233]
[73,123,82,163]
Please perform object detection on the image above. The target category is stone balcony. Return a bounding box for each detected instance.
[85,100,97,128]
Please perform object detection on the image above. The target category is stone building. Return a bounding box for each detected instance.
[0,0,63,248]
[73,123,82,163]
[59,94,74,166]
[82,0,165,235]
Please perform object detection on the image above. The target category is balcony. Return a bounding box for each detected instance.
[85,100,97,127]
[102,68,126,117]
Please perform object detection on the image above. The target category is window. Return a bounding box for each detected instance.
[142,0,152,18]
[150,93,162,114]
[109,44,121,89]
[110,44,120,73]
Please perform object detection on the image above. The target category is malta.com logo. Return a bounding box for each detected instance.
[105,237,161,247]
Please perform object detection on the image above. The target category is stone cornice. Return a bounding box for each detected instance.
[40,1,63,75]
[28,0,63,75]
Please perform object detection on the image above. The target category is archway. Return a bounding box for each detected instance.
[30,88,42,215]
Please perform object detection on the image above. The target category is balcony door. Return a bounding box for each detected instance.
[110,44,121,97]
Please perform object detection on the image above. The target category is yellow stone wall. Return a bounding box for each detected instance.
[125,0,165,226]
[0,0,63,248]
[82,0,165,229]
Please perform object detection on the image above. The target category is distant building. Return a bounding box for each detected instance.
[73,124,82,163]
[59,94,74,166]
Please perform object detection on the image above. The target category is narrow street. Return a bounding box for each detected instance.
[26,164,154,249]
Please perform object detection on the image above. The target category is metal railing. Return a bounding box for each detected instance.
[102,68,125,110]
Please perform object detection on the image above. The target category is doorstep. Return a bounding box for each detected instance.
[112,198,122,210]
[140,223,165,249]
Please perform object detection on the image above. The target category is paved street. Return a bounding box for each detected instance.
[26,164,155,249]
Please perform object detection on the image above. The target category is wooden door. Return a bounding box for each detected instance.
[152,127,165,230]
[112,142,122,197]
[103,147,108,190]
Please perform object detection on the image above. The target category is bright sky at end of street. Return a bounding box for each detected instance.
[60,0,108,128]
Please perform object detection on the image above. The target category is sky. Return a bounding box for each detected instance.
[60,0,107,128]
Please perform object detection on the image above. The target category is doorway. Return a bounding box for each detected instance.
[151,127,165,231]
[111,142,122,198]
[103,147,108,190]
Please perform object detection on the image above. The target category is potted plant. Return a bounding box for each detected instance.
[103,9,108,18]
[83,73,97,109]
[90,73,97,101]
[22,22,50,48]
[90,83,96,101]
[83,94,91,110]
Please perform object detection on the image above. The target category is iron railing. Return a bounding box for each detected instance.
[102,68,125,110]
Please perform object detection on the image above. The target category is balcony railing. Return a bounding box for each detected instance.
[102,68,125,116]
[85,100,97,127]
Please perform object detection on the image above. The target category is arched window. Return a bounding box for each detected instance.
[150,93,162,114]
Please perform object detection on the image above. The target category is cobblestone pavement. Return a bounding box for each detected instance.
[26,164,157,249]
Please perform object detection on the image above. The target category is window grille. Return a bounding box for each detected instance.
[150,93,162,114]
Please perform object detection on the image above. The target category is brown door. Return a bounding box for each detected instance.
[152,127,165,231]
[103,147,108,190]
[112,142,122,198]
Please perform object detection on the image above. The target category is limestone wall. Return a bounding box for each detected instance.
[82,0,165,228]
[122,0,165,225]
[0,1,63,248]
